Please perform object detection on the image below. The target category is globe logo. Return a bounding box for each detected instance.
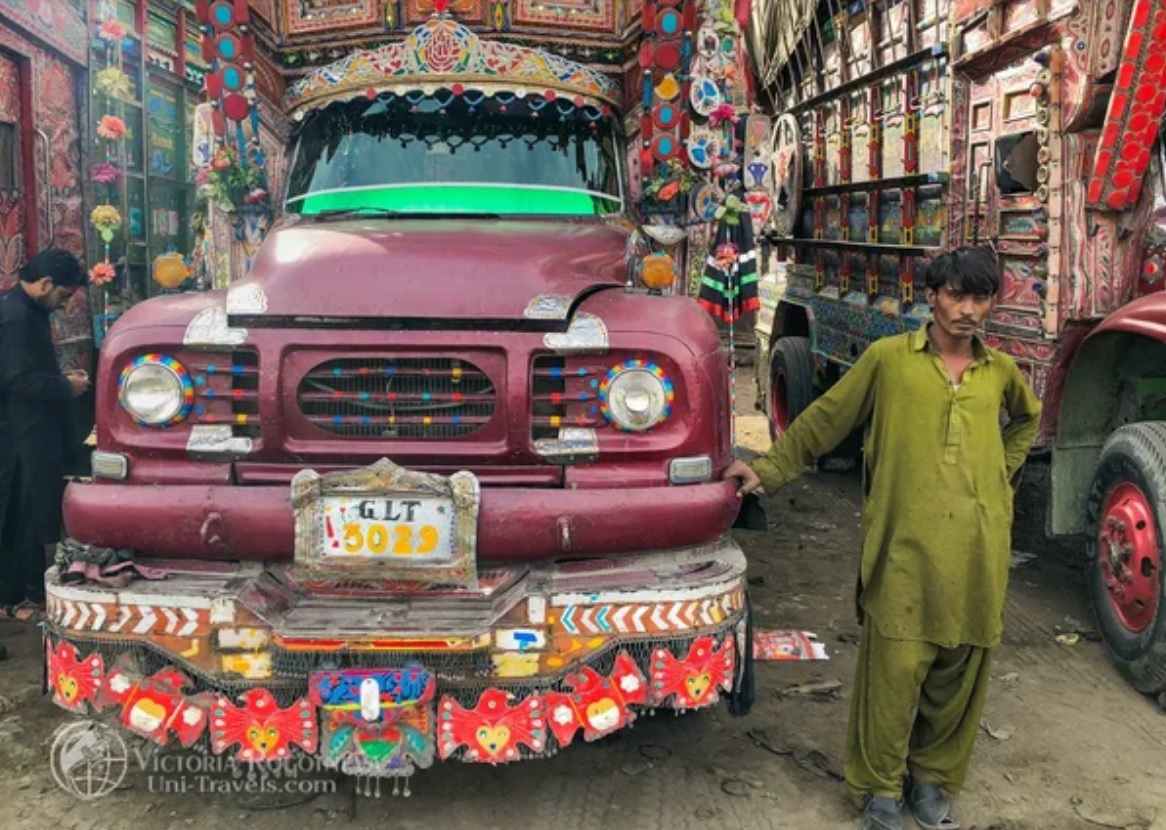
[50,720,129,801]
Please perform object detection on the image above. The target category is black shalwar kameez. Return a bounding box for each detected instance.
[0,286,79,605]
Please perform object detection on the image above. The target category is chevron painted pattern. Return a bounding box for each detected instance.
[47,597,206,636]
[555,589,742,636]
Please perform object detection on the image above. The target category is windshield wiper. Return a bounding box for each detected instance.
[305,207,507,222]
[305,206,403,221]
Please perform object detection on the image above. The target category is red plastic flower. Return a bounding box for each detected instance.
[91,162,123,185]
[97,115,127,140]
[98,20,127,42]
[89,262,117,285]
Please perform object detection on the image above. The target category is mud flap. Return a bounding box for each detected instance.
[730,446,768,532]
[732,492,768,531]
[728,591,755,716]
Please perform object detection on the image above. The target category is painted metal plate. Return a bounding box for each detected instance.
[651,133,679,161]
[653,41,681,71]
[689,76,723,117]
[770,113,803,237]
[656,8,683,37]
[692,182,724,222]
[322,495,454,561]
[686,127,719,169]
[696,23,719,58]
[654,73,681,101]
[653,103,680,131]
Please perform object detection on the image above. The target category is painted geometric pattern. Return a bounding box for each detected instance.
[514,0,616,32]
[554,588,744,635]
[1086,0,1166,211]
[46,595,209,636]
[285,16,620,111]
[286,0,381,35]
[405,0,487,25]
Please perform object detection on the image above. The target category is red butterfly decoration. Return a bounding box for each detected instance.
[437,689,546,763]
[211,689,318,761]
[648,635,736,709]
[544,651,647,748]
[47,640,105,712]
[98,659,211,747]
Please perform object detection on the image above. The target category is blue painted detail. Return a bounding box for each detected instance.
[213,5,233,26]
[194,375,206,386]
[206,364,217,374]
[596,606,611,632]
[219,38,238,60]
[550,366,563,379]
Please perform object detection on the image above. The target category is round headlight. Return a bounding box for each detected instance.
[600,360,674,432]
[119,354,193,427]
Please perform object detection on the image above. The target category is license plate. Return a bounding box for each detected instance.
[321,496,454,561]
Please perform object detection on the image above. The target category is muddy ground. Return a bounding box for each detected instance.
[1,394,1165,830]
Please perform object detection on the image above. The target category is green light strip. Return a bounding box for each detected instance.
[295,185,608,216]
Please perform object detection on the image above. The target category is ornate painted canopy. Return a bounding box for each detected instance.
[285,13,622,117]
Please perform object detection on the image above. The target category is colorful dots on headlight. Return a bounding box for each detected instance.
[598,359,674,432]
[117,353,194,427]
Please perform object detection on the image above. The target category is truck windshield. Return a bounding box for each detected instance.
[285,94,624,217]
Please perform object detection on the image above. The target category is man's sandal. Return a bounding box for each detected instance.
[0,601,45,623]
[906,780,959,830]
[862,796,904,830]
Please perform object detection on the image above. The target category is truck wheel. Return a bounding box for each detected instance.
[1087,422,1166,694]
[768,337,813,441]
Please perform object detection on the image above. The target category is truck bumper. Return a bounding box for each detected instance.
[62,480,742,562]
[44,537,749,779]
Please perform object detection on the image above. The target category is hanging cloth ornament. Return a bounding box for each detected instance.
[697,217,760,324]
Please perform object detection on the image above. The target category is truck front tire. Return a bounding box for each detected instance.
[1087,422,1166,694]
[768,336,813,441]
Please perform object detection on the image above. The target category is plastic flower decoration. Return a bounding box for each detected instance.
[714,242,739,270]
[708,103,738,128]
[90,204,122,242]
[98,20,127,42]
[95,67,131,100]
[91,162,123,186]
[97,115,127,140]
[89,262,117,286]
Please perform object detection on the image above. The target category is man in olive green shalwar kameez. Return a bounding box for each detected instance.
[725,247,1041,830]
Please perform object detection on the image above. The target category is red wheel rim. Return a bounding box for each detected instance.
[770,372,789,436]
[1098,481,1162,633]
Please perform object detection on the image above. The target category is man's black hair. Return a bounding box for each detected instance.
[19,248,87,288]
[923,245,999,296]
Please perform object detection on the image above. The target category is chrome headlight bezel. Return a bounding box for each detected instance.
[599,360,675,432]
[118,354,193,427]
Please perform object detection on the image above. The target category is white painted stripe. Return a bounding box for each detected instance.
[631,607,648,633]
[551,579,741,607]
[61,601,76,627]
[611,606,630,631]
[178,608,199,637]
[47,584,119,604]
[90,604,107,630]
[75,603,90,630]
[650,604,666,630]
[161,607,179,635]
[109,606,132,633]
[132,607,157,634]
[117,592,213,609]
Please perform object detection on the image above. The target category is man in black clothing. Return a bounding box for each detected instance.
[0,249,89,622]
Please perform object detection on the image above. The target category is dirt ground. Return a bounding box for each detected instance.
[1,394,1165,830]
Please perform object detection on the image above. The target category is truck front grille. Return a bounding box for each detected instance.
[188,350,261,439]
[530,355,604,440]
[297,357,495,439]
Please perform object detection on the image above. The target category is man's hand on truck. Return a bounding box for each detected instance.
[723,459,762,497]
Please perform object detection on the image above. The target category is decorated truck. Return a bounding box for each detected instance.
[41,0,772,791]
[750,0,1166,692]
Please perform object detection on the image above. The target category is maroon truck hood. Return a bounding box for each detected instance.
[238,218,629,322]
